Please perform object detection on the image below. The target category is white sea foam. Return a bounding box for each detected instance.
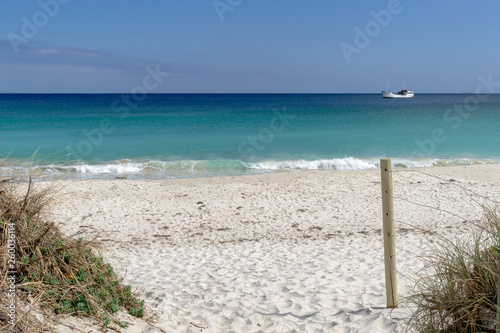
[2,157,498,180]
[247,157,378,170]
[74,163,145,174]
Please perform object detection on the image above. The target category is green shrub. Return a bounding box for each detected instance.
[0,170,145,331]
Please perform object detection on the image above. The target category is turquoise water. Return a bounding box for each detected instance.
[1,93,499,179]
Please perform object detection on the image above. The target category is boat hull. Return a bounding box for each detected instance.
[382,90,414,98]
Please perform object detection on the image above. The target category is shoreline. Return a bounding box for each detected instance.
[50,164,500,332]
[3,157,500,182]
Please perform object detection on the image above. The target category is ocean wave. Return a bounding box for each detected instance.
[1,157,498,180]
[146,160,248,172]
[75,163,145,174]
[38,162,146,174]
[247,157,377,170]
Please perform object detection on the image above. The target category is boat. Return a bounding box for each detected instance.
[382,79,414,98]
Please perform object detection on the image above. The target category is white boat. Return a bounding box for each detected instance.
[382,79,414,98]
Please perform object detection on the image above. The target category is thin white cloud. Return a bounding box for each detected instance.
[36,48,62,55]
[34,46,107,57]
[0,41,135,73]
[0,40,182,92]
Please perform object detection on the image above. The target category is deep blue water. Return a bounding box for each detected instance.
[0,93,499,179]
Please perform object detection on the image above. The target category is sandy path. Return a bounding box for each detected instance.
[50,165,500,332]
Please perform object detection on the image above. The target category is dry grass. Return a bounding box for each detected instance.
[0,168,144,331]
[407,206,500,332]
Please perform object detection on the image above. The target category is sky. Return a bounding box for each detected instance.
[0,0,499,93]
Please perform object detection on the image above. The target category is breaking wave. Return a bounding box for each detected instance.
[1,157,498,180]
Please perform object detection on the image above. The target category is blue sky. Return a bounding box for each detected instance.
[0,0,499,93]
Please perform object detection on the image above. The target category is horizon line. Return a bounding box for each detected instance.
[0,92,495,95]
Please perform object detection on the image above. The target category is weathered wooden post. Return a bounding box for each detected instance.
[381,158,398,308]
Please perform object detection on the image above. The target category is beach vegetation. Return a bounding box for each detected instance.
[0,170,145,331]
[407,206,500,332]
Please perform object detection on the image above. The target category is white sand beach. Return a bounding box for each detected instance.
[49,165,500,332]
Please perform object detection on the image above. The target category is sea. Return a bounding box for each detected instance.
[0,93,499,180]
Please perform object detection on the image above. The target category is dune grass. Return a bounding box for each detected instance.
[0,170,145,331]
[407,206,500,332]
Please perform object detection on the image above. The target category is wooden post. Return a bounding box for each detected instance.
[381,158,398,308]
